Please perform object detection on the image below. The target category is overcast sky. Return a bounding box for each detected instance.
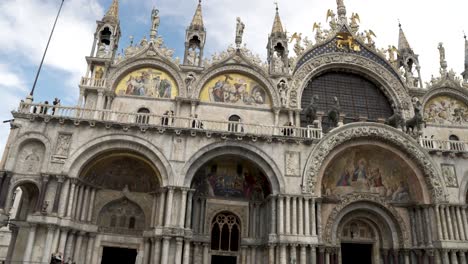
[0,0,467,154]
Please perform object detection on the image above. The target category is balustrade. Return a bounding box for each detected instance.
[420,138,468,153]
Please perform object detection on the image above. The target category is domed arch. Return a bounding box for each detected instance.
[108,58,185,98]
[64,134,173,186]
[193,65,280,108]
[302,123,446,202]
[290,53,412,118]
[182,142,284,194]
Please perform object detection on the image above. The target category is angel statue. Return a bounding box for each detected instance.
[350,13,360,25]
[235,17,245,48]
[313,22,325,43]
[386,45,399,63]
[364,30,376,48]
[290,32,304,56]
[326,9,337,31]
[151,8,160,38]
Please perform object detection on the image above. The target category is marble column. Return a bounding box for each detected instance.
[311,246,317,264]
[64,231,76,261]
[300,245,306,264]
[164,188,174,227]
[58,228,68,255]
[451,206,460,241]
[66,180,76,218]
[185,191,194,229]
[446,206,454,240]
[0,172,12,210]
[416,207,425,246]
[151,193,158,227]
[459,251,466,264]
[279,245,287,264]
[278,196,284,234]
[241,246,247,264]
[74,185,84,220]
[51,227,61,254]
[316,200,322,238]
[36,175,50,212]
[298,197,304,235]
[311,199,317,236]
[202,243,209,264]
[456,207,465,241]
[175,238,183,264]
[285,196,291,234]
[142,239,150,264]
[304,198,310,236]
[179,189,188,228]
[409,209,418,246]
[85,234,96,264]
[325,250,330,264]
[425,207,434,247]
[450,250,458,264]
[87,188,96,222]
[52,176,65,213]
[182,240,191,264]
[462,207,468,240]
[158,190,166,227]
[23,224,37,262]
[161,237,171,264]
[73,232,84,261]
[251,246,257,264]
[71,184,80,219]
[292,197,297,235]
[80,187,90,221]
[269,245,275,264]
[442,250,450,264]
[435,205,443,240]
[152,238,161,263]
[440,205,448,240]
[290,245,297,264]
[270,197,277,234]
[58,178,70,217]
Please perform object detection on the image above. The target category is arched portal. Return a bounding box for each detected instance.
[210,212,241,263]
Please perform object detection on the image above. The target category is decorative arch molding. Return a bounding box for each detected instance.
[290,53,412,117]
[108,58,185,97]
[458,170,468,204]
[421,87,468,108]
[301,123,446,202]
[5,132,51,172]
[5,178,41,215]
[324,195,409,248]
[181,141,284,194]
[64,134,173,186]
[193,65,280,107]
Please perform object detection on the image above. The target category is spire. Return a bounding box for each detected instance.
[398,23,412,53]
[103,0,119,22]
[190,0,204,30]
[271,3,284,34]
[337,0,347,24]
[463,33,468,81]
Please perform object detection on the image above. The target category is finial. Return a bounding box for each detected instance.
[274,1,279,11]
[464,31,467,40]
[398,19,401,28]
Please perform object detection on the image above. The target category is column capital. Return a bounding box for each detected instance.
[46,224,57,231]
[56,175,66,183]
[175,237,184,244]
[41,174,51,182]
[70,178,79,185]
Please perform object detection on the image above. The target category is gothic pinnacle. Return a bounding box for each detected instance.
[271,2,284,34]
[463,33,468,81]
[104,0,119,22]
[190,0,204,30]
[337,0,347,24]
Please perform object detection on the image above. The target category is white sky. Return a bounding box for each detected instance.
[0,0,467,155]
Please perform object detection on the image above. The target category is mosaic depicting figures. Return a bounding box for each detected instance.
[200,73,271,106]
[191,157,271,200]
[115,68,178,98]
[424,96,468,125]
[322,145,422,202]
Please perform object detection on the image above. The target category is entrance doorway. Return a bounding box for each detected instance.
[341,243,372,264]
[101,247,137,264]
[211,255,237,264]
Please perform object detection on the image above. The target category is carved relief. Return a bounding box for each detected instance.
[441,164,458,188]
[171,136,186,161]
[302,123,445,202]
[53,133,72,161]
[424,96,468,125]
[285,151,300,177]
[16,141,45,174]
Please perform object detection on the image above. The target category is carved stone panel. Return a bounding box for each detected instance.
[285,151,301,177]
[441,164,458,188]
[170,136,186,162]
[52,133,72,163]
[16,141,45,174]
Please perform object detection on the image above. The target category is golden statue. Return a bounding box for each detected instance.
[350,13,360,26]
[95,67,104,80]
[336,32,361,52]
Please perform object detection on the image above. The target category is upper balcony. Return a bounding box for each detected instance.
[15,103,323,142]
[80,77,107,89]
[419,138,468,156]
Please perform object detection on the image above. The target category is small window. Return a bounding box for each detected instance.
[449,135,460,141]
[129,217,136,229]
[211,213,241,252]
[228,115,243,133]
[136,108,150,124]
[449,135,462,151]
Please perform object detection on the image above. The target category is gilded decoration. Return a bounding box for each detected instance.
[115,67,178,98]
[191,156,271,200]
[424,96,468,125]
[322,145,422,203]
[200,73,271,107]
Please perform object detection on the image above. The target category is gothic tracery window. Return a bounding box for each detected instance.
[211,213,240,252]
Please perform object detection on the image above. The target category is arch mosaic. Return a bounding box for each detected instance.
[193,65,280,107]
[64,134,173,186]
[302,123,446,202]
[324,196,409,248]
[422,88,468,126]
[108,59,185,98]
[290,53,412,118]
[182,142,284,194]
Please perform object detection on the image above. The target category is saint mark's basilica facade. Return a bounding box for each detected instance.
[0,0,468,263]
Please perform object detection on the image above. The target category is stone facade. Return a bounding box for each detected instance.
[1,0,468,263]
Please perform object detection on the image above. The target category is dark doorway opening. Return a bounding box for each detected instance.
[341,243,372,264]
[211,255,237,264]
[101,247,137,264]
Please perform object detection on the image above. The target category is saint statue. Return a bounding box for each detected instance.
[235,17,245,48]
[151,8,160,36]
[438,42,446,62]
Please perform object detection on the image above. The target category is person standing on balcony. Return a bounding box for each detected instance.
[52,98,60,115]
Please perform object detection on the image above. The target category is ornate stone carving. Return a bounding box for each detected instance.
[285,151,300,177]
[290,53,411,117]
[170,136,186,162]
[52,133,72,162]
[441,164,458,188]
[16,141,45,174]
[302,123,445,202]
